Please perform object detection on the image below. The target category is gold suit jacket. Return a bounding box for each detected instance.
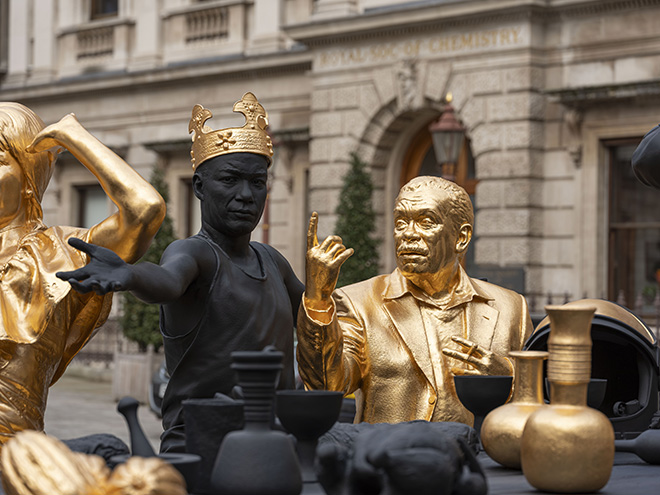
[297,268,533,424]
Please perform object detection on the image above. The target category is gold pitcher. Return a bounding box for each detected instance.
[480,350,548,469]
[520,305,614,493]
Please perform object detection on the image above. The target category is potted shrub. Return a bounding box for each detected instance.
[112,166,176,402]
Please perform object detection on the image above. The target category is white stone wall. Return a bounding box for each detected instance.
[3,0,660,300]
[287,0,660,303]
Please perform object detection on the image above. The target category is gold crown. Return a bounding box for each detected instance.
[188,92,274,170]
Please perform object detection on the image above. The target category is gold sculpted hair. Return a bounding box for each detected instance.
[398,175,474,231]
[0,102,55,222]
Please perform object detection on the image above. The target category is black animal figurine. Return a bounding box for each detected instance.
[318,421,487,495]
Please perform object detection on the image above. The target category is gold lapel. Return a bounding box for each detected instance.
[383,295,435,388]
[465,301,499,349]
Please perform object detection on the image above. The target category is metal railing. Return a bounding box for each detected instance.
[526,290,660,341]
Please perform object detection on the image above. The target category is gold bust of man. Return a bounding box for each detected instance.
[297,176,533,425]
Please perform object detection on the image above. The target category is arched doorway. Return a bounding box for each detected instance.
[399,123,478,275]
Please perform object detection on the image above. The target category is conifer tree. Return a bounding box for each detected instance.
[120,166,176,352]
[335,152,380,287]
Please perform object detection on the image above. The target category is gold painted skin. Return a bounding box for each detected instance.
[1,430,187,495]
[297,176,532,424]
[0,103,165,447]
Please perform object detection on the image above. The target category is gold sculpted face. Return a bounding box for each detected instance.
[393,177,472,296]
[394,189,460,275]
[0,152,25,229]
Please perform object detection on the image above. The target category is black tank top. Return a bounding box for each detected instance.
[160,233,295,452]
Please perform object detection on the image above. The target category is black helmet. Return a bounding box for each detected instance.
[525,299,659,438]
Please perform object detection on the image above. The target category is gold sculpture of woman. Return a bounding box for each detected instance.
[1,430,187,495]
[0,103,165,446]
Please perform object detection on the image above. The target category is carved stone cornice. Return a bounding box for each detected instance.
[285,0,660,47]
[142,127,310,156]
[0,51,311,102]
[546,80,660,108]
[271,127,310,144]
[285,1,535,47]
[547,78,660,168]
[143,140,191,154]
[543,0,660,20]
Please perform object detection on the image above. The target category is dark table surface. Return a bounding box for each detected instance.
[0,449,641,495]
[481,451,660,494]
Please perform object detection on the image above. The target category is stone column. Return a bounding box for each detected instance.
[31,0,55,84]
[247,0,286,55]
[129,0,160,70]
[57,0,80,29]
[5,0,29,85]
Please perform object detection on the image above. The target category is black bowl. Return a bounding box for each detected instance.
[453,375,513,417]
[276,390,343,441]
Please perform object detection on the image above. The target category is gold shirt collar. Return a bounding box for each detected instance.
[383,266,493,310]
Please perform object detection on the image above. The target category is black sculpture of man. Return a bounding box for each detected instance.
[57,93,304,453]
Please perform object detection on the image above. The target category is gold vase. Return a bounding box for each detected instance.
[521,305,614,493]
[480,350,548,469]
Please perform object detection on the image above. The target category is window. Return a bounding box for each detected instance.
[607,141,660,313]
[77,185,108,228]
[91,0,118,20]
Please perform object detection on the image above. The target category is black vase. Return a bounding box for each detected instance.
[615,429,660,464]
[113,396,201,491]
[211,350,302,495]
[277,390,343,494]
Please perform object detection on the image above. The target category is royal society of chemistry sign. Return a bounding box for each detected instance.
[315,24,528,71]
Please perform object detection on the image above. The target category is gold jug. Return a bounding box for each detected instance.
[480,350,548,469]
[521,305,614,493]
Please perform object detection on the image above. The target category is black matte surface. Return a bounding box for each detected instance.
[482,451,660,494]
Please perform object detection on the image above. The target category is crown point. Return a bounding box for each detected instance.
[189,92,273,170]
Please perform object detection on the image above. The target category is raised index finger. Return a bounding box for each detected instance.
[307,212,319,251]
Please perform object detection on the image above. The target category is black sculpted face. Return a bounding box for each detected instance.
[193,153,269,238]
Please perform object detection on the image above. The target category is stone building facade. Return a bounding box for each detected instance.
[1,0,660,319]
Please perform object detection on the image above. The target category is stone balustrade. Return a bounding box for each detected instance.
[57,17,134,77]
[185,6,229,44]
[162,1,250,64]
[76,25,114,60]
